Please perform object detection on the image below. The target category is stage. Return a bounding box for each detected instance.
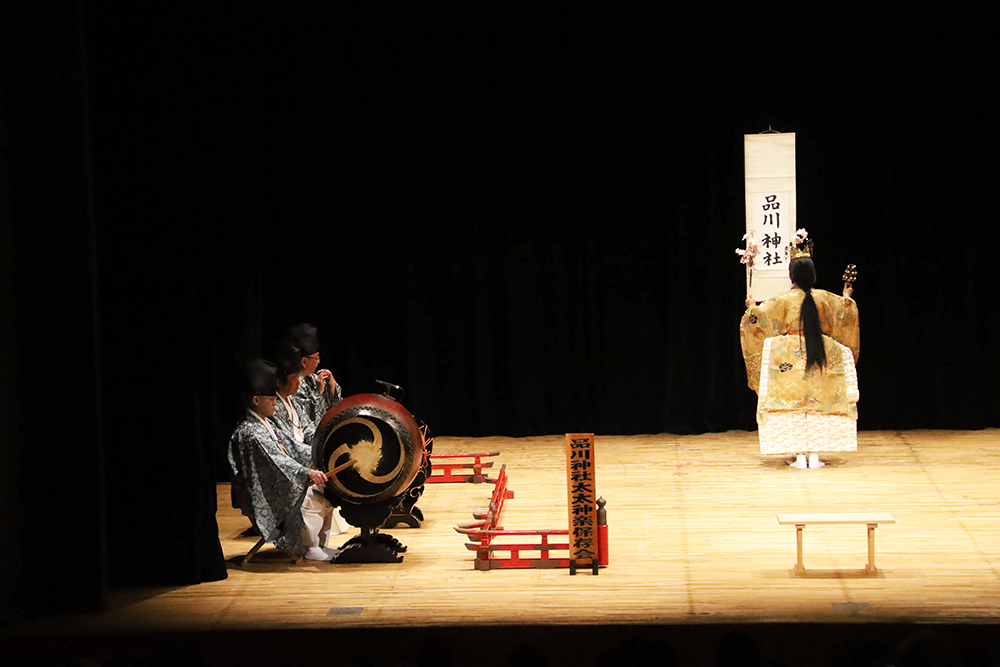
[5,429,1000,665]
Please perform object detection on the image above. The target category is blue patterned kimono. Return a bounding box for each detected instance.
[294,373,342,424]
[271,394,315,466]
[227,411,312,556]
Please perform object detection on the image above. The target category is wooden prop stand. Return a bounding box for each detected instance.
[777,512,896,576]
[566,433,599,575]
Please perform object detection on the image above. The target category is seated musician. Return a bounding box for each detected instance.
[271,351,315,467]
[283,323,341,423]
[272,351,351,537]
[227,359,339,561]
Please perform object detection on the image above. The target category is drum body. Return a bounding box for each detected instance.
[313,393,426,505]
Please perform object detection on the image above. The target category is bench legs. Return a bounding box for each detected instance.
[792,523,879,575]
[866,523,877,574]
[795,525,805,574]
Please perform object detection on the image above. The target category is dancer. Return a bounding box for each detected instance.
[740,230,860,469]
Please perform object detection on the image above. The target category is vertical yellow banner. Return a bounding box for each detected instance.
[566,433,597,568]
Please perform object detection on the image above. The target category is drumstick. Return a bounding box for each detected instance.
[325,458,358,476]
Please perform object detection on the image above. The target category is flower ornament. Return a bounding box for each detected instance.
[736,231,762,286]
[789,228,814,261]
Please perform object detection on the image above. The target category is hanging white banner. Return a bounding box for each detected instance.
[744,133,796,302]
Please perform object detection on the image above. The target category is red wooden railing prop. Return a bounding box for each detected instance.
[458,528,570,570]
[427,451,500,484]
[453,462,608,572]
[454,464,513,532]
[455,465,571,570]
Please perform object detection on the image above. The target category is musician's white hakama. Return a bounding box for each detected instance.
[274,392,351,537]
[228,411,340,559]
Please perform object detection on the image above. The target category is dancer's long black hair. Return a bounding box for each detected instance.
[790,258,827,371]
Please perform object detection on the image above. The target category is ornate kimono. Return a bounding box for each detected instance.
[228,411,312,556]
[271,394,315,466]
[271,394,352,537]
[757,335,859,454]
[740,287,861,456]
[740,287,859,394]
[294,374,342,424]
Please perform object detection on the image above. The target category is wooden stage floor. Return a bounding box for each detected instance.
[6,429,1000,665]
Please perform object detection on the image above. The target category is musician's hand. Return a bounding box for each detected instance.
[843,283,854,298]
[317,369,334,392]
[745,294,755,309]
[308,470,329,486]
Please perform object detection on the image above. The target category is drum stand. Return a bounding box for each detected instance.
[331,500,408,563]
[381,464,429,529]
[382,423,433,529]
[382,504,423,529]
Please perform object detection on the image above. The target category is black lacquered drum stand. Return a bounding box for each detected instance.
[330,499,408,563]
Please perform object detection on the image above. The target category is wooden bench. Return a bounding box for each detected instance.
[776,512,896,575]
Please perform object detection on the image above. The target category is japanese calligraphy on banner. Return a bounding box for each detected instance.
[745,133,796,302]
[566,433,597,567]
[751,191,791,268]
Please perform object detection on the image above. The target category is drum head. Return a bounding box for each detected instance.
[315,397,422,504]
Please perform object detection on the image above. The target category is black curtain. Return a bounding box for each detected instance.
[2,5,997,614]
[108,5,992,439]
[2,3,107,622]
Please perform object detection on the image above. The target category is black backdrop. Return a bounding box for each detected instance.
[2,5,997,623]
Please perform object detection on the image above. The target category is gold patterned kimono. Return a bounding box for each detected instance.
[740,287,861,455]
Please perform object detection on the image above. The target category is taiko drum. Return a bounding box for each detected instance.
[312,393,426,505]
